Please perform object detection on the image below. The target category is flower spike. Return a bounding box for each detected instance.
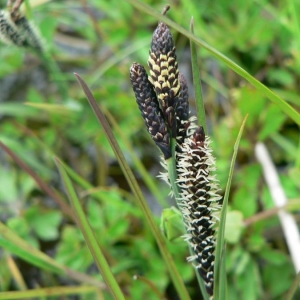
[130,62,172,159]
[148,22,181,137]
[176,126,222,297]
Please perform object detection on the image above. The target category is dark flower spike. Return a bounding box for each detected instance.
[176,126,222,297]
[0,10,43,52]
[0,10,26,46]
[13,15,44,53]
[130,62,172,159]
[148,21,180,137]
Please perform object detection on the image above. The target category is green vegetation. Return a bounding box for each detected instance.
[0,0,299,299]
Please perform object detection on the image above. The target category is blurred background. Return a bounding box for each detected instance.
[0,0,299,299]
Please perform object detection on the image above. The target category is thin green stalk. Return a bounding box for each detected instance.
[190,17,207,132]
[166,139,181,200]
[75,74,191,300]
[126,0,300,126]
[297,134,300,168]
[56,158,126,300]
[289,0,300,51]
[214,115,248,300]
[23,0,33,19]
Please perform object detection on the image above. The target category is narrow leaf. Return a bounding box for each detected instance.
[214,115,248,300]
[0,286,101,300]
[0,222,103,288]
[0,221,63,274]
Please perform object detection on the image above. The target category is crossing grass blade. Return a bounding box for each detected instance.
[285,271,300,300]
[75,73,192,300]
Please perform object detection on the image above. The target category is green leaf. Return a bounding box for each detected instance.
[0,170,18,203]
[224,210,244,244]
[160,207,185,242]
[7,217,39,248]
[258,105,286,140]
[56,226,93,272]
[238,258,261,300]
[25,206,63,241]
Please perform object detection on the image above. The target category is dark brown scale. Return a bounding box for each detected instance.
[175,74,190,146]
[151,22,174,55]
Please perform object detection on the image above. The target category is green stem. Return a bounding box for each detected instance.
[190,18,207,132]
[40,51,68,100]
[166,139,181,200]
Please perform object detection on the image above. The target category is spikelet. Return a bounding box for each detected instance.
[176,126,222,298]
[148,21,181,137]
[130,62,172,159]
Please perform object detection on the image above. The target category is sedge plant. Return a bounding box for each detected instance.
[0,1,300,300]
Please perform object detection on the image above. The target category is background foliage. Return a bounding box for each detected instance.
[0,0,299,299]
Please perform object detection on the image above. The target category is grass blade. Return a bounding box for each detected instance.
[0,141,74,221]
[75,73,191,300]
[55,158,126,300]
[126,0,300,126]
[0,221,63,274]
[0,286,102,300]
[214,115,248,300]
